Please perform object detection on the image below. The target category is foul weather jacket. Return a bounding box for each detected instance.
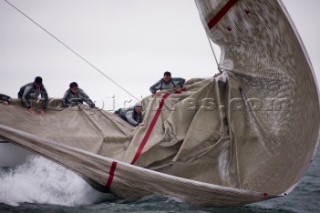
[115,106,143,126]
[149,77,185,94]
[18,82,49,109]
[62,88,95,108]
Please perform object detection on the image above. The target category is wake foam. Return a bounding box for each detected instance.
[0,155,112,206]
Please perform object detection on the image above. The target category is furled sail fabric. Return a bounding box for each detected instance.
[0,0,319,206]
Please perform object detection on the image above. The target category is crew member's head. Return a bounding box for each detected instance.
[34,76,43,88]
[134,101,143,114]
[163,71,171,83]
[69,82,79,94]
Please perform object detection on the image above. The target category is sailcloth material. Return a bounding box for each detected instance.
[0,0,319,206]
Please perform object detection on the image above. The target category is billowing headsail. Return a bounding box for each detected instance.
[194,0,320,195]
[0,0,319,206]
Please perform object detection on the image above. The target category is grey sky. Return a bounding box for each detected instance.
[1,0,319,109]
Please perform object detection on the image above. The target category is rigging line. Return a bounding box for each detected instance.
[206,34,221,73]
[194,0,221,74]
[3,0,140,101]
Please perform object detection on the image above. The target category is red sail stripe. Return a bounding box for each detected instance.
[105,92,170,188]
[131,92,170,165]
[207,0,239,29]
[105,161,118,188]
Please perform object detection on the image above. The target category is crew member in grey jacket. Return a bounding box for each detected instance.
[62,82,95,108]
[18,76,49,113]
[149,71,185,95]
[114,102,143,126]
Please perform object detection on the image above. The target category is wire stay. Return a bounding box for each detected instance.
[4,0,140,101]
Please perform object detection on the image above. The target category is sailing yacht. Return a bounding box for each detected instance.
[0,0,319,206]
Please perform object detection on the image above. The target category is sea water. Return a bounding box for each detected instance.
[0,146,319,213]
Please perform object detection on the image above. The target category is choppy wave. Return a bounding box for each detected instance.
[0,155,112,207]
[0,148,319,212]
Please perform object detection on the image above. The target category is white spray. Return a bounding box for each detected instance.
[0,155,112,207]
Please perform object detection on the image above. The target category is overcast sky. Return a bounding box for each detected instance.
[1,0,319,109]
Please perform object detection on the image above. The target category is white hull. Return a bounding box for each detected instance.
[0,138,31,167]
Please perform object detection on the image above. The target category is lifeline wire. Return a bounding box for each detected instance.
[4,0,140,101]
